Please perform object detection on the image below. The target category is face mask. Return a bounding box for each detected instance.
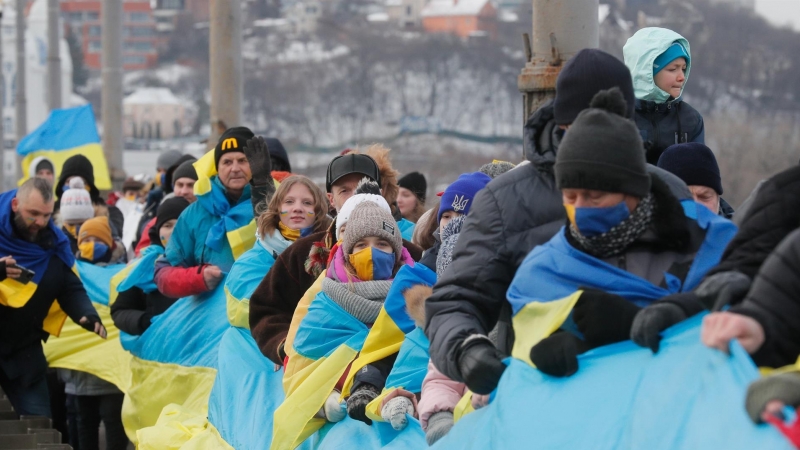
[79,241,109,262]
[160,173,167,187]
[564,201,630,237]
[348,246,395,281]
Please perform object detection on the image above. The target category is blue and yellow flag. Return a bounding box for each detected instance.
[17,105,111,190]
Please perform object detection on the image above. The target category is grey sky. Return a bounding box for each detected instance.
[755,0,800,30]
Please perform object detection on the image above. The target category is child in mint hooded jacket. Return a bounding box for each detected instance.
[624,27,705,164]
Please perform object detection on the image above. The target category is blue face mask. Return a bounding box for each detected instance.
[160,172,167,187]
[79,241,109,262]
[348,246,396,281]
[565,201,630,237]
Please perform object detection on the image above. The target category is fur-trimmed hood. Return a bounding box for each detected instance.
[361,144,401,218]
[403,284,432,329]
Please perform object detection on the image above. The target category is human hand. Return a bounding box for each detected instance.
[573,288,641,346]
[471,393,490,410]
[456,335,506,395]
[701,312,765,354]
[243,136,272,185]
[530,332,590,377]
[0,257,21,279]
[630,302,687,353]
[745,372,800,423]
[203,265,223,290]
[381,396,414,431]
[695,271,751,311]
[323,391,346,423]
[347,384,380,425]
[79,315,108,339]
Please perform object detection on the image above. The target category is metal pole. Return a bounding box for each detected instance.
[46,0,60,110]
[209,0,242,146]
[518,0,599,122]
[0,3,6,190]
[101,0,124,190]
[14,0,25,181]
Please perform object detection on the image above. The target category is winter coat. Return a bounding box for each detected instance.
[249,221,424,365]
[111,285,177,335]
[730,228,800,368]
[624,27,704,164]
[425,100,695,383]
[707,165,800,280]
[419,360,468,430]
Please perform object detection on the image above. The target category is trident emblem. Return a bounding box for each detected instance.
[452,195,469,212]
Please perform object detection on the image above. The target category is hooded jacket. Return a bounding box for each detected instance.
[424,100,695,383]
[624,28,705,164]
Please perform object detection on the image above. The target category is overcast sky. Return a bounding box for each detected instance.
[755,0,800,31]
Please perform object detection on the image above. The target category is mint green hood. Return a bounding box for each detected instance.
[623,27,691,104]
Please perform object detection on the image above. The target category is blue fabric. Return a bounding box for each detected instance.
[293,292,369,361]
[431,316,791,450]
[397,218,415,242]
[165,177,251,272]
[225,239,275,310]
[17,105,99,154]
[75,261,126,306]
[507,199,737,314]
[117,245,164,294]
[120,282,228,369]
[0,189,75,286]
[653,42,690,75]
[572,201,630,237]
[315,416,426,449]
[384,264,437,335]
[384,327,429,394]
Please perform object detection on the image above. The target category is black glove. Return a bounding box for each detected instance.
[346,383,380,425]
[243,136,273,186]
[572,288,641,347]
[529,332,590,377]
[0,259,6,281]
[630,292,705,353]
[138,313,153,332]
[456,335,507,395]
[79,314,104,333]
[695,271,751,311]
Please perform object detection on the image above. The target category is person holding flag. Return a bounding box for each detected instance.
[0,178,107,417]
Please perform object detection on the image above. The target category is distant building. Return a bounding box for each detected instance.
[708,0,755,9]
[283,0,323,34]
[124,88,185,140]
[61,0,159,71]
[386,0,427,28]
[152,0,210,32]
[421,0,497,39]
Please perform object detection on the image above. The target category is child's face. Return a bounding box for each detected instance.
[279,184,316,230]
[352,236,393,254]
[158,219,178,246]
[654,57,687,99]
[439,211,463,235]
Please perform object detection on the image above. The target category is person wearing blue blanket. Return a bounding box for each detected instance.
[111,197,190,335]
[507,87,736,377]
[0,179,106,417]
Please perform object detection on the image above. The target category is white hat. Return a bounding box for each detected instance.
[60,178,94,222]
[336,193,391,241]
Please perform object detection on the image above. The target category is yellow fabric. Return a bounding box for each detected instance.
[122,357,217,444]
[564,203,576,227]
[341,306,406,398]
[453,390,475,423]
[109,263,136,307]
[43,302,131,391]
[42,300,68,337]
[758,356,800,377]
[273,344,360,450]
[18,144,112,190]
[511,291,583,366]
[192,149,217,196]
[348,247,377,281]
[366,387,397,422]
[282,270,326,384]
[227,219,257,260]
[225,285,250,329]
[279,222,301,241]
[0,278,40,308]
[136,403,234,450]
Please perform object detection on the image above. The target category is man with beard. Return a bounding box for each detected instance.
[0,178,106,416]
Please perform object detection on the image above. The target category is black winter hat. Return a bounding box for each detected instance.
[555,88,650,198]
[214,127,255,169]
[150,196,191,247]
[398,171,427,203]
[657,143,723,195]
[265,138,291,173]
[171,159,199,187]
[553,49,636,125]
[56,154,100,206]
[325,153,381,193]
[164,154,196,194]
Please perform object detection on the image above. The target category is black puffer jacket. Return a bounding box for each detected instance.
[635,99,705,165]
[730,228,800,368]
[707,165,800,280]
[111,286,177,335]
[425,100,694,382]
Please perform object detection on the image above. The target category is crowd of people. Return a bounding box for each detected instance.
[1,26,800,449]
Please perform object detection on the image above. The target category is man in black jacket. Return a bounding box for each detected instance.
[0,178,106,416]
[424,49,643,394]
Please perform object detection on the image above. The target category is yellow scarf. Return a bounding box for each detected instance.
[278,222,301,242]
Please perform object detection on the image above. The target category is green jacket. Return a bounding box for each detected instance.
[623,27,691,104]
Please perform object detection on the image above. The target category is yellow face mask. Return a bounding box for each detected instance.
[348,246,396,281]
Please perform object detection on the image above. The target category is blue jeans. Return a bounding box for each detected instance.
[0,364,51,417]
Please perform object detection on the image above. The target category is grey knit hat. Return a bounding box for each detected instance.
[342,201,403,260]
[555,87,650,198]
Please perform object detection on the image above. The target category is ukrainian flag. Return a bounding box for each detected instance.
[17,105,111,190]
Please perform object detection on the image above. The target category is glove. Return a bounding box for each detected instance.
[381,396,414,431]
[346,384,380,425]
[79,315,104,334]
[630,302,687,353]
[138,313,153,332]
[0,259,6,281]
[746,372,800,423]
[323,391,346,423]
[425,411,454,446]
[530,332,590,377]
[456,335,507,395]
[243,136,273,186]
[695,271,751,311]
[572,288,641,347]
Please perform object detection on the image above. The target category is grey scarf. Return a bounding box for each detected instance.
[321,277,393,324]
[569,193,656,259]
